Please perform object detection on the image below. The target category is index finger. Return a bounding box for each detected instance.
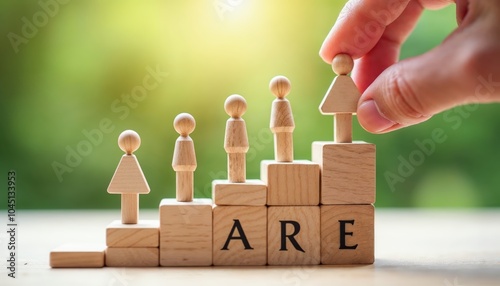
[319,0,411,63]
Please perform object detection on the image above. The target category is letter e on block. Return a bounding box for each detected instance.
[321,204,374,265]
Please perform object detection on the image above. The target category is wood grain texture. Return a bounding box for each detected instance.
[331,54,354,75]
[224,119,249,153]
[267,206,320,265]
[212,179,267,206]
[274,132,293,162]
[213,206,267,266]
[270,99,295,162]
[261,160,319,206]
[108,155,150,194]
[175,171,194,202]
[106,220,159,247]
[321,204,374,265]
[121,193,138,224]
[105,247,159,267]
[334,113,352,143]
[224,95,249,183]
[172,139,196,202]
[159,198,212,266]
[227,153,246,183]
[172,138,196,172]
[319,75,360,114]
[50,243,105,268]
[312,141,375,204]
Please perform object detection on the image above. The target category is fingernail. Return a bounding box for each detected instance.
[358,100,396,133]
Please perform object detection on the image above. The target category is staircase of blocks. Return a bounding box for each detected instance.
[50,55,376,267]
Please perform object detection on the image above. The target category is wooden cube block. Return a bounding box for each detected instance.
[50,244,105,268]
[213,206,267,266]
[106,220,159,247]
[260,160,319,206]
[321,204,374,265]
[312,141,375,204]
[212,179,267,206]
[159,198,212,266]
[105,247,159,267]
[267,206,320,265]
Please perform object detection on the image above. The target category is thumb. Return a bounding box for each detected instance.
[356,39,498,133]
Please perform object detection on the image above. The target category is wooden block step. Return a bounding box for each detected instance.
[105,247,159,267]
[261,160,319,206]
[106,220,159,247]
[312,141,375,204]
[212,179,267,206]
[50,243,106,268]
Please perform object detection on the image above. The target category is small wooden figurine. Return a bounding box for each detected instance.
[319,54,361,143]
[269,75,295,162]
[107,130,150,224]
[224,94,249,183]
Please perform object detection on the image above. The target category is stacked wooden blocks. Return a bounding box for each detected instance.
[212,95,267,266]
[105,130,159,267]
[50,54,375,267]
[313,54,375,264]
[159,113,213,266]
[261,76,321,265]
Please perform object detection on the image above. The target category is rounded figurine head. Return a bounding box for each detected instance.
[174,113,196,137]
[118,130,141,155]
[269,75,291,99]
[224,94,247,118]
[332,54,354,75]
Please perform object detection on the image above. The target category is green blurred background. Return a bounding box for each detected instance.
[1,0,498,209]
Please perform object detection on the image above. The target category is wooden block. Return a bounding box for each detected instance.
[213,206,267,266]
[50,243,105,268]
[312,141,375,204]
[106,220,159,247]
[212,179,267,206]
[267,206,320,265]
[105,247,159,267]
[159,198,212,266]
[261,160,319,206]
[321,204,374,265]
[172,113,197,202]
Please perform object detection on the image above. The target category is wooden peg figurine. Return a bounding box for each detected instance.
[224,94,249,183]
[172,113,197,202]
[319,54,361,143]
[108,130,150,224]
[270,75,295,162]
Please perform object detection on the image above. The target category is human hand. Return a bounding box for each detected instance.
[320,0,500,133]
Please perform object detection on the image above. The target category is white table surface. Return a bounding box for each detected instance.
[1,209,499,286]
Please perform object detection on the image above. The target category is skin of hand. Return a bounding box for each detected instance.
[320,0,500,133]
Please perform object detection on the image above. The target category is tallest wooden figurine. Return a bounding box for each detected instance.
[319,54,361,143]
